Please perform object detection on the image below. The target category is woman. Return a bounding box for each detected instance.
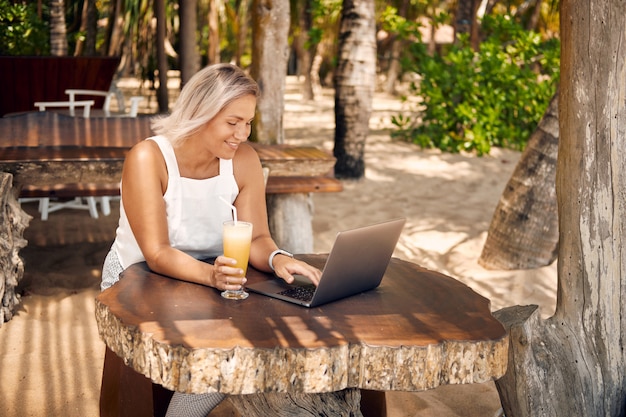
[101,63,322,416]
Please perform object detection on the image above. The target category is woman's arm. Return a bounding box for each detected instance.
[232,144,322,286]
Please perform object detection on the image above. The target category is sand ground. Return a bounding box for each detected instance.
[0,77,557,416]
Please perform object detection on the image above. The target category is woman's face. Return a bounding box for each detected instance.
[197,94,256,159]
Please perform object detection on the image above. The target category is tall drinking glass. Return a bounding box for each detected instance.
[221,220,252,300]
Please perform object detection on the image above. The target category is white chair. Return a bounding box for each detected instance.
[65,89,116,117]
[65,88,145,117]
[39,196,99,221]
[34,99,94,117]
[262,167,270,186]
[127,96,144,117]
[19,188,101,221]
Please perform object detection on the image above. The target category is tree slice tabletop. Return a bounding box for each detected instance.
[95,255,508,396]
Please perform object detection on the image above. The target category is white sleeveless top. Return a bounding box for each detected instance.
[112,135,240,269]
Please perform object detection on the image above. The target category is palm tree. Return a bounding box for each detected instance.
[74,0,97,56]
[179,0,201,86]
[49,0,68,55]
[479,92,559,270]
[154,0,169,112]
[250,0,290,144]
[206,0,221,64]
[333,0,376,179]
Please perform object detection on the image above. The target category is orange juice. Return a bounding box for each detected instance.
[223,221,252,277]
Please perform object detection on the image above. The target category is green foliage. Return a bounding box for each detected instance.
[0,0,49,55]
[391,14,560,155]
[380,5,423,40]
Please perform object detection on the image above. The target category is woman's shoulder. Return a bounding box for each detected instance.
[132,136,164,151]
[236,142,258,157]
[233,142,261,164]
[127,137,165,164]
[232,143,263,180]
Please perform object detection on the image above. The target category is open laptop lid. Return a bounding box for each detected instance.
[247,218,406,307]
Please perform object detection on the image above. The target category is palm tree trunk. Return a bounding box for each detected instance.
[50,0,68,56]
[179,0,200,86]
[74,0,97,56]
[250,0,290,144]
[154,0,169,113]
[333,0,376,179]
[479,92,559,270]
[236,0,251,67]
[207,0,221,64]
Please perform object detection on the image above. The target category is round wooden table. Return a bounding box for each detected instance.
[95,255,508,416]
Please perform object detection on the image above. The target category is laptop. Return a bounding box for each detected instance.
[246,218,406,307]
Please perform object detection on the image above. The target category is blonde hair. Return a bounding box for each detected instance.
[151,63,259,145]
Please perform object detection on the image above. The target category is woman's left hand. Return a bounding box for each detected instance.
[213,255,247,291]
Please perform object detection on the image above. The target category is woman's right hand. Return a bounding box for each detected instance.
[272,256,322,287]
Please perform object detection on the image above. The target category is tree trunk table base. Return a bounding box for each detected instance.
[267,193,314,253]
[229,389,362,416]
[0,173,31,326]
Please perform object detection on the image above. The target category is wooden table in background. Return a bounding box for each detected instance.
[0,112,337,184]
[95,254,508,417]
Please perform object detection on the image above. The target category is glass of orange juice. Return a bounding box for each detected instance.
[221,220,252,300]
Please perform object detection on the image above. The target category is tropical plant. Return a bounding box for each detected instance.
[0,0,49,55]
[391,13,560,155]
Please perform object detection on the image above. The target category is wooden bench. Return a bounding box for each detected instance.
[0,112,342,251]
[266,175,343,194]
[18,175,343,198]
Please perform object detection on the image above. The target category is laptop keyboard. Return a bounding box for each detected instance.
[278,284,316,302]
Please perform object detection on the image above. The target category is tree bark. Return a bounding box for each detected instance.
[250,0,290,144]
[106,0,125,57]
[333,0,376,179]
[49,0,68,56]
[154,0,169,113]
[493,1,626,415]
[74,0,97,56]
[235,0,252,67]
[383,0,409,95]
[0,174,30,326]
[526,2,542,32]
[267,193,314,253]
[85,0,97,55]
[229,389,362,416]
[207,0,221,65]
[179,0,201,87]
[454,0,480,50]
[479,92,559,270]
[383,39,399,95]
[293,0,315,100]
